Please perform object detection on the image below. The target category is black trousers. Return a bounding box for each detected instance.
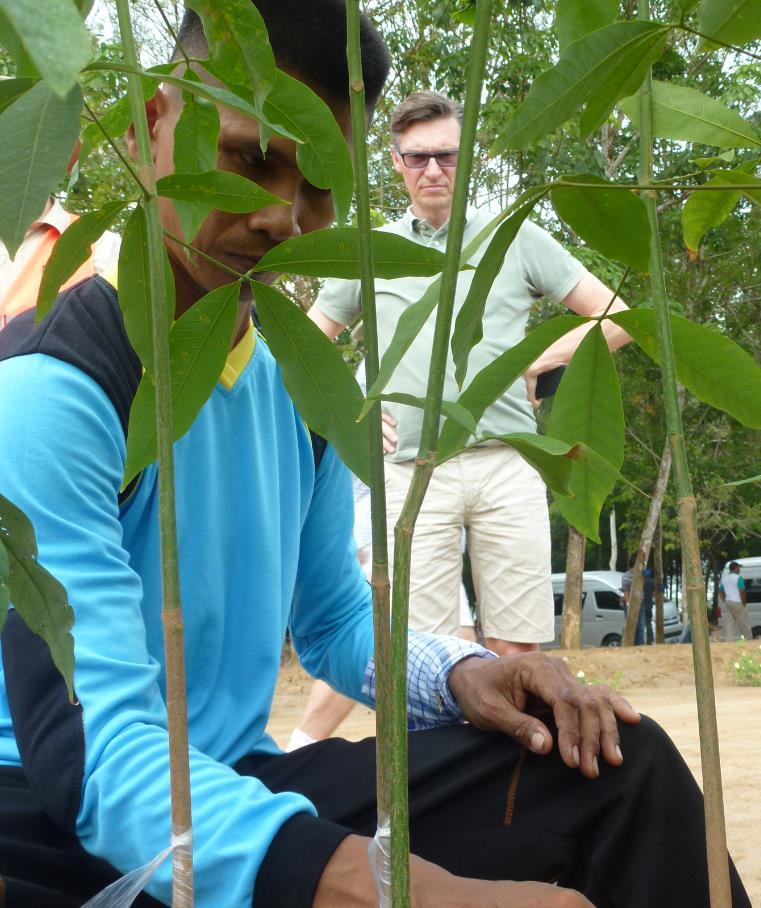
[0,717,751,907]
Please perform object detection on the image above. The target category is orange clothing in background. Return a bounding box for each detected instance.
[0,198,120,329]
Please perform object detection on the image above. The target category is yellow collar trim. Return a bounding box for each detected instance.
[220,320,255,389]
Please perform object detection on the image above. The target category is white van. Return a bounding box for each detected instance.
[547,571,684,648]
[720,557,761,639]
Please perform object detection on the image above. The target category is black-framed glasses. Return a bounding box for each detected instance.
[396,149,459,169]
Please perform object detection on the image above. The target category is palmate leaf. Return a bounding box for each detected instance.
[681,172,742,252]
[118,206,175,376]
[255,227,449,279]
[0,494,75,700]
[372,392,478,436]
[551,175,651,272]
[36,201,128,321]
[437,314,590,460]
[698,0,761,48]
[475,433,580,497]
[186,0,276,114]
[0,0,91,98]
[366,205,528,404]
[554,0,618,53]
[263,69,354,226]
[547,325,624,541]
[493,21,670,152]
[157,171,287,246]
[123,282,240,487]
[451,193,545,388]
[0,81,82,259]
[253,282,370,484]
[619,81,761,148]
[610,309,761,428]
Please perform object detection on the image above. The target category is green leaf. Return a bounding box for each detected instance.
[681,171,742,252]
[551,174,651,272]
[255,227,449,279]
[554,0,618,53]
[610,309,761,428]
[437,315,589,460]
[263,69,354,225]
[372,392,478,436]
[173,79,221,176]
[0,0,91,98]
[81,80,157,151]
[118,206,175,376]
[252,282,371,484]
[186,0,276,113]
[0,77,37,115]
[0,493,75,700]
[366,206,532,404]
[698,0,761,48]
[723,473,761,486]
[546,325,624,540]
[36,201,128,321]
[476,432,581,497]
[0,81,83,259]
[493,21,670,152]
[619,81,761,148]
[0,540,9,628]
[0,6,39,78]
[123,282,240,487]
[451,194,543,388]
[692,149,736,169]
[157,171,287,245]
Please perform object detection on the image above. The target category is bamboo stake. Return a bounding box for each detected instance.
[114,2,193,903]
[386,2,494,902]
[345,4,394,901]
[654,516,665,644]
[638,2,731,903]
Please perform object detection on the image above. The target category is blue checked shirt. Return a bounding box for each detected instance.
[362,630,498,729]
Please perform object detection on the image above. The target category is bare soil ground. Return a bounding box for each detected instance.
[268,642,760,905]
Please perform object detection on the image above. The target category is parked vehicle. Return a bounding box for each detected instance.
[547,571,683,648]
[720,557,761,639]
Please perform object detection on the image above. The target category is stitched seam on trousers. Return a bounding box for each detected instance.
[503,748,527,827]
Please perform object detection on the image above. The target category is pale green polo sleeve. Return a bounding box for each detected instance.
[314,276,363,328]
[516,221,587,303]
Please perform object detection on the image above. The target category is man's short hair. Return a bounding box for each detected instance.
[729,561,741,570]
[174,1,389,109]
[390,91,463,143]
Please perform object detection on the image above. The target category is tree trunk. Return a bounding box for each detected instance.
[654,516,665,644]
[623,439,672,646]
[560,526,586,650]
[608,507,618,571]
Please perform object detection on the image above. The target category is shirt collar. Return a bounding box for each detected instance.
[32,197,70,235]
[404,205,477,239]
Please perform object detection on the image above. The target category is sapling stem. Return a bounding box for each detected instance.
[345,2,394,900]
[638,2,731,904]
[114,1,194,903]
[388,2,493,900]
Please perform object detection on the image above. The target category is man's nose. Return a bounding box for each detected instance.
[246,203,301,243]
[423,155,444,177]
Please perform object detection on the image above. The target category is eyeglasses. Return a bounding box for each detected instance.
[396,149,459,169]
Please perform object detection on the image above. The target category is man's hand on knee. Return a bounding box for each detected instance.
[447,652,641,778]
[314,834,595,906]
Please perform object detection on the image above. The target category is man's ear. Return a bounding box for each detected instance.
[126,88,173,162]
[390,146,404,175]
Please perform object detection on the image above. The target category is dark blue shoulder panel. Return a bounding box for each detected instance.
[0,276,141,435]
[1,612,84,834]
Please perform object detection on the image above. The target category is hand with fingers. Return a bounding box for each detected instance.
[446,651,641,778]
[380,408,398,454]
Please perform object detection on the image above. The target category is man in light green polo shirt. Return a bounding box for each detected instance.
[307,90,631,669]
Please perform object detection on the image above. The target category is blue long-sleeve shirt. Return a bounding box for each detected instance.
[0,278,488,906]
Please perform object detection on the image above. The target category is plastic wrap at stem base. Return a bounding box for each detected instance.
[81,828,193,908]
[368,816,392,907]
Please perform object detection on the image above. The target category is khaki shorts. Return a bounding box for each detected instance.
[384,445,554,643]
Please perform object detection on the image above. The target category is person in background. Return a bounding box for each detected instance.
[720,561,752,641]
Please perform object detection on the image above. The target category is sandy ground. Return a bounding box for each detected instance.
[268,642,760,905]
